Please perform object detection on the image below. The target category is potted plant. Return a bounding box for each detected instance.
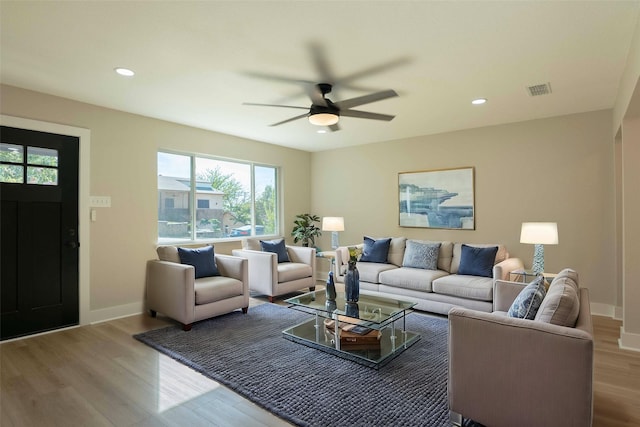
[291,213,322,247]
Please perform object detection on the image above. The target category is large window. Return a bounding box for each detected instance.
[157,151,279,242]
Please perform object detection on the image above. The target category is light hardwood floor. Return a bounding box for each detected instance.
[2,295,639,426]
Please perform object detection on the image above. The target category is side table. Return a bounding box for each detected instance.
[510,269,558,283]
[316,251,336,281]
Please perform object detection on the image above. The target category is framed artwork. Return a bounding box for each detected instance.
[398,167,475,229]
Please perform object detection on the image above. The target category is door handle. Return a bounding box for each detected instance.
[65,241,79,248]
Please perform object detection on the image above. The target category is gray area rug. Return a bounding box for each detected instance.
[134,303,450,427]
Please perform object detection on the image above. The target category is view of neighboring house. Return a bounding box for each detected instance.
[157,175,225,238]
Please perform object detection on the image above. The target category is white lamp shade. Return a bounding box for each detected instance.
[322,217,344,232]
[520,222,559,245]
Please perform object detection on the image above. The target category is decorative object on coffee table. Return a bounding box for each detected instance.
[520,222,558,274]
[326,271,337,301]
[345,247,362,302]
[345,301,359,318]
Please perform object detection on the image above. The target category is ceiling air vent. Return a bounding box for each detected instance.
[526,82,552,97]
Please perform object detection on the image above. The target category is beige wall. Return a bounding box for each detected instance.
[311,110,618,309]
[0,84,311,319]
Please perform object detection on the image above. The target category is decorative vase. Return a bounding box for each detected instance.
[345,261,360,302]
[326,271,336,301]
[345,301,359,318]
[325,299,337,313]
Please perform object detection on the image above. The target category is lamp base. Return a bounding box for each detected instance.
[331,231,339,250]
[532,244,545,275]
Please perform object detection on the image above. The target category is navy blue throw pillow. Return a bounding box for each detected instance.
[260,238,290,263]
[457,244,498,278]
[177,245,220,279]
[359,236,392,263]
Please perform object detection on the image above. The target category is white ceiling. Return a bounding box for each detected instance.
[1,1,639,152]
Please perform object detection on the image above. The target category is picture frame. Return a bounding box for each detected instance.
[398,167,475,229]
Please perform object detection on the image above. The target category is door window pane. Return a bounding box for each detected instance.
[27,146,58,167]
[0,144,23,163]
[27,167,58,185]
[0,164,24,183]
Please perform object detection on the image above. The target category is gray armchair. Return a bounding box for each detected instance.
[448,277,593,427]
[232,238,316,302]
[146,246,249,331]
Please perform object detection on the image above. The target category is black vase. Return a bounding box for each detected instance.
[345,261,360,302]
[326,271,336,301]
[345,301,360,318]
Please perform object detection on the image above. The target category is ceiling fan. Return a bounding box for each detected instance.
[244,83,398,132]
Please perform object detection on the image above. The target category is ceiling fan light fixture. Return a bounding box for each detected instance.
[309,112,339,126]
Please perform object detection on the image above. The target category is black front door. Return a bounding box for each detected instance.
[1,126,79,340]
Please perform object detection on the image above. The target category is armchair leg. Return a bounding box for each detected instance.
[268,296,275,303]
[150,309,157,318]
[309,286,316,292]
[242,307,248,314]
[450,411,462,426]
[182,323,192,331]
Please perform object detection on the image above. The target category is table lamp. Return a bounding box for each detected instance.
[520,222,558,274]
[322,217,344,249]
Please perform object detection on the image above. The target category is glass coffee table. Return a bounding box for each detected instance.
[283,290,420,369]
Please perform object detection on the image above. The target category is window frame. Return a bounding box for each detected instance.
[157,150,281,244]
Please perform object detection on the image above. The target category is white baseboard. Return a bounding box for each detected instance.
[619,327,640,353]
[590,302,616,317]
[90,301,144,324]
[614,306,624,320]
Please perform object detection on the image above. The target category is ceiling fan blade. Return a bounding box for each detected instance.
[328,123,341,132]
[308,41,335,84]
[334,90,398,110]
[337,57,411,88]
[241,71,315,86]
[270,113,309,127]
[340,109,395,121]
[243,102,308,111]
[305,84,327,107]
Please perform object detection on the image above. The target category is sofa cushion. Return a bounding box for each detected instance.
[457,244,498,278]
[388,237,408,266]
[450,243,508,274]
[194,276,243,305]
[277,262,312,283]
[156,245,181,263]
[177,245,220,279]
[535,277,580,327]
[507,275,546,319]
[379,267,448,292]
[356,262,397,284]
[360,236,392,263]
[432,274,494,301]
[260,238,290,263]
[402,240,440,270]
[551,268,579,292]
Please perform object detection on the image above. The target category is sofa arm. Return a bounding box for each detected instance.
[492,257,524,281]
[145,260,196,325]
[493,279,526,312]
[448,294,593,427]
[286,245,316,266]
[231,249,278,295]
[215,254,248,282]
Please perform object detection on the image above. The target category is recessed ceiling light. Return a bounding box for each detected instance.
[114,67,135,77]
[471,98,487,105]
[317,129,327,134]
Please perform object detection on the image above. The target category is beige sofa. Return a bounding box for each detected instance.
[146,245,249,331]
[334,237,524,315]
[232,238,316,302]
[448,270,593,427]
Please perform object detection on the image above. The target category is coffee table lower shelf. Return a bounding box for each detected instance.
[282,318,420,369]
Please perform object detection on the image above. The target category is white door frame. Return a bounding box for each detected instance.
[1,115,91,326]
